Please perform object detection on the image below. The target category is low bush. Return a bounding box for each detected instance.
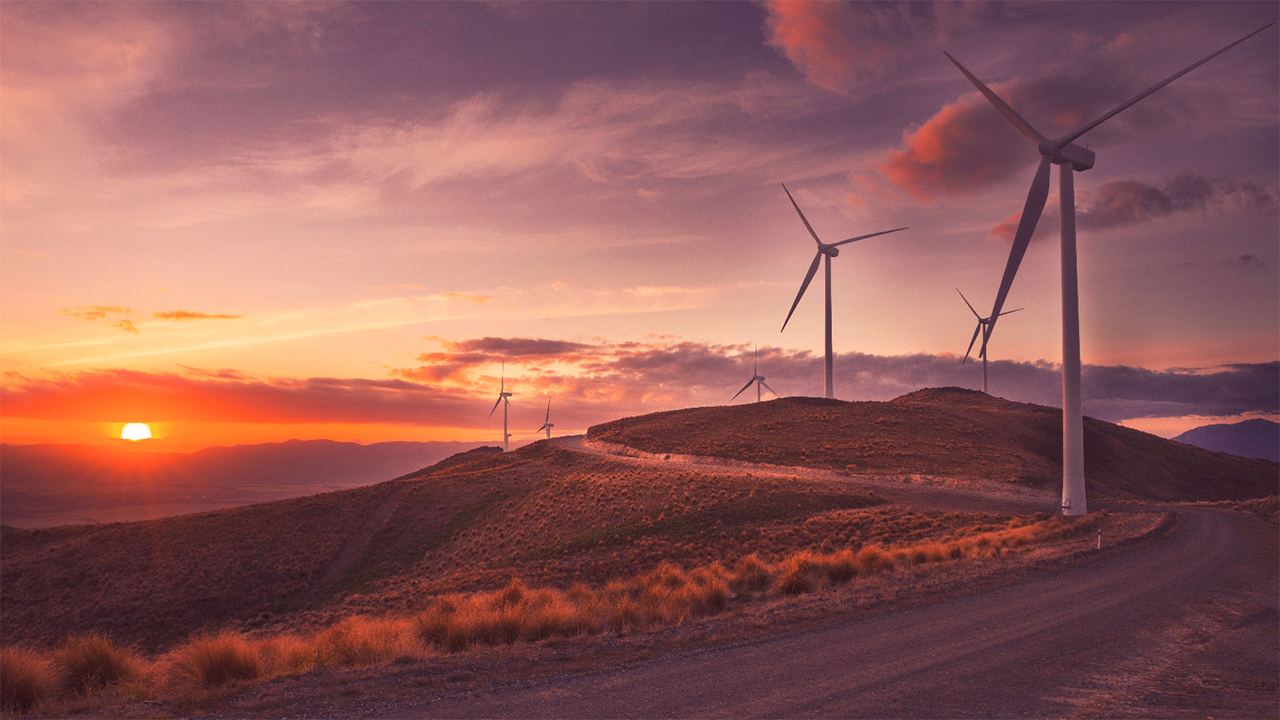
[1,647,57,714]
[168,632,260,687]
[50,634,141,695]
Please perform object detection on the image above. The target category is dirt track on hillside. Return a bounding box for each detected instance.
[388,508,1279,718]
[290,436,1277,718]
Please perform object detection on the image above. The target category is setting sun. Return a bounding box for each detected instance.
[121,423,152,441]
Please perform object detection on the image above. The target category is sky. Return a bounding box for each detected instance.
[1,1,1277,451]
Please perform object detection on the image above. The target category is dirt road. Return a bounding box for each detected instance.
[353,437,1276,718]
[384,505,1275,718]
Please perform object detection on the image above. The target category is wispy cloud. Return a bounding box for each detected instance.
[152,310,244,321]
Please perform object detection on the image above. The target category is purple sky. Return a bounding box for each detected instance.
[2,2,1276,448]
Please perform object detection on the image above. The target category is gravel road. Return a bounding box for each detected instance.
[383,507,1275,718]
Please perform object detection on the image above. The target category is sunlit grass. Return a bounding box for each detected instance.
[1,511,1105,712]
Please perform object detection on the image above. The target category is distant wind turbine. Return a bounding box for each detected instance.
[945,23,1273,515]
[957,288,1022,394]
[534,399,554,439]
[779,183,907,399]
[731,344,777,403]
[488,362,513,451]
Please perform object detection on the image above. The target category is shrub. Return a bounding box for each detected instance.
[820,549,858,584]
[774,553,818,595]
[313,617,412,668]
[169,632,260,687]
[855,545,894,574]
[1,647,57,714]
[731,553,770,593]
[50,634,141,695]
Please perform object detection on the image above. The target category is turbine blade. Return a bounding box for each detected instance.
[831,226,908,247]
[782,183,823,246]
[943,51,1046,144]
[731,378,755,400]
[1058,23,1275,148]
[998,307,1024,317]
[781,251,822,332]
[957,288,980,319]
[535,423,549,433]
[489,395,502,417]
[963,323,981,364]
[987,156,1052,340]
[760,380,778,397]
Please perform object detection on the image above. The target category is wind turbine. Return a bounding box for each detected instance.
[946,23,1273,516]
[779,183,907,399]
[488,362,513,451]
[957,288,1022,394]
[731,344,777,403]
[534,399,554,439]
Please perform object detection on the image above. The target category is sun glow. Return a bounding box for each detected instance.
[121,423,152,441]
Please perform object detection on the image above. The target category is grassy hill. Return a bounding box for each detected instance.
[6,388,1265,663]
[587,388,1277,502]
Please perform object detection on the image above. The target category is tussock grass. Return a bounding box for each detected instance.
[2,511,1106,710]
[1,646,57,714]
[49,634,141,696]
[167,632,261,687]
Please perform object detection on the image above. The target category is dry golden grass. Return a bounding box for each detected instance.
[166,632,261,688]
[0,510,1108,714]
[48,634,141,696]
[1,646,58,715]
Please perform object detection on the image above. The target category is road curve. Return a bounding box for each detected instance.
[396,507,1272,718]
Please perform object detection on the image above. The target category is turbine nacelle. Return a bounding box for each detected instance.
[820,244,840,258]
[1041,141,1095,171]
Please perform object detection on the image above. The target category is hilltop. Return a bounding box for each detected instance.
[1173,418,1280,462]
[587,388,1277,502]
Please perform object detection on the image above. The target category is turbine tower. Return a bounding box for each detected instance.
[779,183,906,399]
[957,288,1022,394]
[731,344,777,403]
[535,399,554,439]
[488,362,513,451]
[946,23,1272,515]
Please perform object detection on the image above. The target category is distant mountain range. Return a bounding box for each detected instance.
[1173,419,1279,462]
[0,439,492,528]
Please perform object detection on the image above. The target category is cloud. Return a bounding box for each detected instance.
[112,319,139,334]
[0,369,477,426]
[879,61,1217,201]
[60,306,133,322]
[397,336,1279,426]
[3,342,1274,435]
[1221,254,1267,270]
[761,1,981,94]
[990,173,1277,240]
[152,310,244,321]
[1077,174,1277,230]
[880,92,1032,201]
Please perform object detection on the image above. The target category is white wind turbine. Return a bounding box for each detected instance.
[534,399,554,439]
[488,362,513,451]
[957,288,1022,394]
[946,23,1273,516]
[731,344,777,403]
[779,183,907,399]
